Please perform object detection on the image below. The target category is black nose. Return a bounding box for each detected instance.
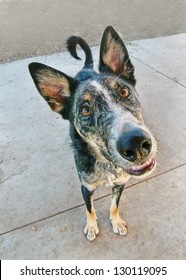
[117,128,152,162]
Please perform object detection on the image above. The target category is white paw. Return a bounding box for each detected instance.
[111,218,128,236]
[84,222,99,241]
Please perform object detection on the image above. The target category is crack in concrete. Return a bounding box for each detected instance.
[0,165,28,184]
[0,163,185,237]
[131,55,186,89]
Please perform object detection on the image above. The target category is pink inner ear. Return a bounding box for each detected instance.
[42,84,63,98]
[104,42,125,73]
[110,53,123,73]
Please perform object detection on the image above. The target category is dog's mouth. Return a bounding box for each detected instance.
[125,157,156,176]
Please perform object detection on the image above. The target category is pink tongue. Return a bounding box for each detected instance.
[127,158,155,175]
[132,159,152,172]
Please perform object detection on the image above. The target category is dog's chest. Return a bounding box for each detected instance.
[83,164,130,191]
[112,168,130,185]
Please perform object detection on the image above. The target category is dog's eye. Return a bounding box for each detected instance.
[120,88,130,98]
[81,105,91,116]
[113,83,130,98]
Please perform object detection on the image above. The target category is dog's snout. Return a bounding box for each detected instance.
[117,129,152,162]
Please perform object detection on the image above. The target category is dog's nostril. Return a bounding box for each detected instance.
[142,140,152,154]
[117,138,137,162]
[123,150,136,162]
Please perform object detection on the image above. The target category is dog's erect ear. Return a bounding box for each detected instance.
[99,26,136,85]
[28,62,78,117]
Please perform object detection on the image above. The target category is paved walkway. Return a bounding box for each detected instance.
[0,34,186,259]
[1,0,186,62]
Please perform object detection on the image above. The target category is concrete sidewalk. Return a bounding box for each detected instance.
[0,34,186,259]
[1,0,186,63]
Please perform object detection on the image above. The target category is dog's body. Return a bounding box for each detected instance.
[29,26,157,241]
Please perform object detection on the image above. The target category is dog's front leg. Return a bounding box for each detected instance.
[81,185,99,241]
[110,185,128,236]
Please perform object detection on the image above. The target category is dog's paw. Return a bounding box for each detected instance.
[84,222,99,241]
[110,217,128,236]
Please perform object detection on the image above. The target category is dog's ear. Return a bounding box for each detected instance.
[99,26,136,86]
[28,63,78,118]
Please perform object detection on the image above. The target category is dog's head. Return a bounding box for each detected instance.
[29,26,157,178]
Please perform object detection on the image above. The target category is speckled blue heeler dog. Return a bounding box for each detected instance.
[29,26,157,241]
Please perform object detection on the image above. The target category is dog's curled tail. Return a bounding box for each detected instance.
[66,36,93,69]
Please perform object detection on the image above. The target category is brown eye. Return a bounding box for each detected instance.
[120,88,130,98]
[81,105,91,116]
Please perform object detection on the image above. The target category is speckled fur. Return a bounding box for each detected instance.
[29,26,157,241]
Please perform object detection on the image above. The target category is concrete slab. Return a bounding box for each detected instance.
[129,34,186,86]
[0,34,186,259]
[1,165,186,259]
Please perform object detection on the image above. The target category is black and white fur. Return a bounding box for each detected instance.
[29,26,157,241]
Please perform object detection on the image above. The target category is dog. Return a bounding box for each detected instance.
[28,26,157,241]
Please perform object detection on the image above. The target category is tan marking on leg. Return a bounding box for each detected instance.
[110,197,127,236]
[110,205,119,218]
[84,199,99,241]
